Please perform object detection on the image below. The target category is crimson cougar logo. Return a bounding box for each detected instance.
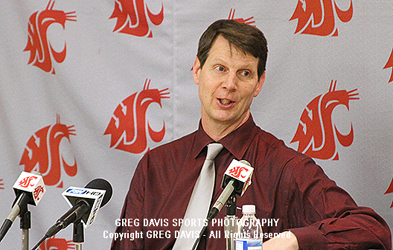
[290,0,353,36]
[385,179,393,207]
[19,115,77,188]
[384,49,393,83]
[18,176,38,188]
[228,9,255,25]
[24,0,76,74]
[110,0,164,37]
[291,80,359,160]
[33,185,45,201]
[104,79,170,154]
[37,236,74,250]
[228,166,249,179]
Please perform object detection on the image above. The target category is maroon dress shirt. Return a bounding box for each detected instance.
[111,116,391,250]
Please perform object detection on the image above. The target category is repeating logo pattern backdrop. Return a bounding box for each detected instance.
[24,0,77,74]
[1,0,393,248]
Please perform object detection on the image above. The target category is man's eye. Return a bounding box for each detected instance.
[216,65,225,72]
[240,71,250,77]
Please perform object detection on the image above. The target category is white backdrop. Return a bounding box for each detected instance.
[1,0,393,249]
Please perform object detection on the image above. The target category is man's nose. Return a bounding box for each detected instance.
[222,72,237,91]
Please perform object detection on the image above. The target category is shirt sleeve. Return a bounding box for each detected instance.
[286,158,392,250]
[110,156,147,250]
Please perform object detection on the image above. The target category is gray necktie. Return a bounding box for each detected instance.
[173,143,224,250]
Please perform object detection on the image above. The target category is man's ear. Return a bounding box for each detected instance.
[193,57,201,85]
[253,71,266,97]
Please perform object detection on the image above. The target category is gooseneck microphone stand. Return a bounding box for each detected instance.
[20,203,31,250]
[31,219,85,250]
[73,220,84,250]
[224,194,237,250]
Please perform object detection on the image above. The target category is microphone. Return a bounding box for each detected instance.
[191,160,253,250]
[0,171,46,242]
[31,178,112,250]
[61,178,112,228]
[207,159,253,222]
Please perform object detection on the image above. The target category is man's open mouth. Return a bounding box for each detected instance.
[219,98,233,105]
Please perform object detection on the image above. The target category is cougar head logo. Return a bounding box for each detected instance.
[37,236,74,250]
[104,79,170,154]
[228,166,249,179]
[19,115,77,188]
[228,9,255,26]
[24,0,76,74]
[289,0,353,36]
[384,49,393,83]
[18,176,38,188]
[291,80,359,160]
[110,0,164,37]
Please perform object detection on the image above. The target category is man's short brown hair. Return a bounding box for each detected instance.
[197,19,268,80]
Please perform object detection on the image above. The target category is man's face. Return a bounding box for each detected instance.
[193,35,265,128]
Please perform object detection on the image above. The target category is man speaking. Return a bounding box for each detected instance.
[111,19,391,250]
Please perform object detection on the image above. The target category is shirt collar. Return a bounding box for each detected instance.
[191,115,257,160]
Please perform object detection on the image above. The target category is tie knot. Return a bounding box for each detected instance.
[206,143,223,160]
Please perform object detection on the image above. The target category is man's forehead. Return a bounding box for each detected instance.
[210,36,257,58]
[208,36,259,66]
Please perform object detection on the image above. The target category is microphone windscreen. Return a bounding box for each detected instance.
[239,160,251,166]
[85,178,113,207]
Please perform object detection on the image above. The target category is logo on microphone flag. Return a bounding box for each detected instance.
[13,172,46,205]
[291,80,359,160]
[225,160,254,196]
[289,0,353,36]
[18,175,38,188]
[63,187,106,227]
